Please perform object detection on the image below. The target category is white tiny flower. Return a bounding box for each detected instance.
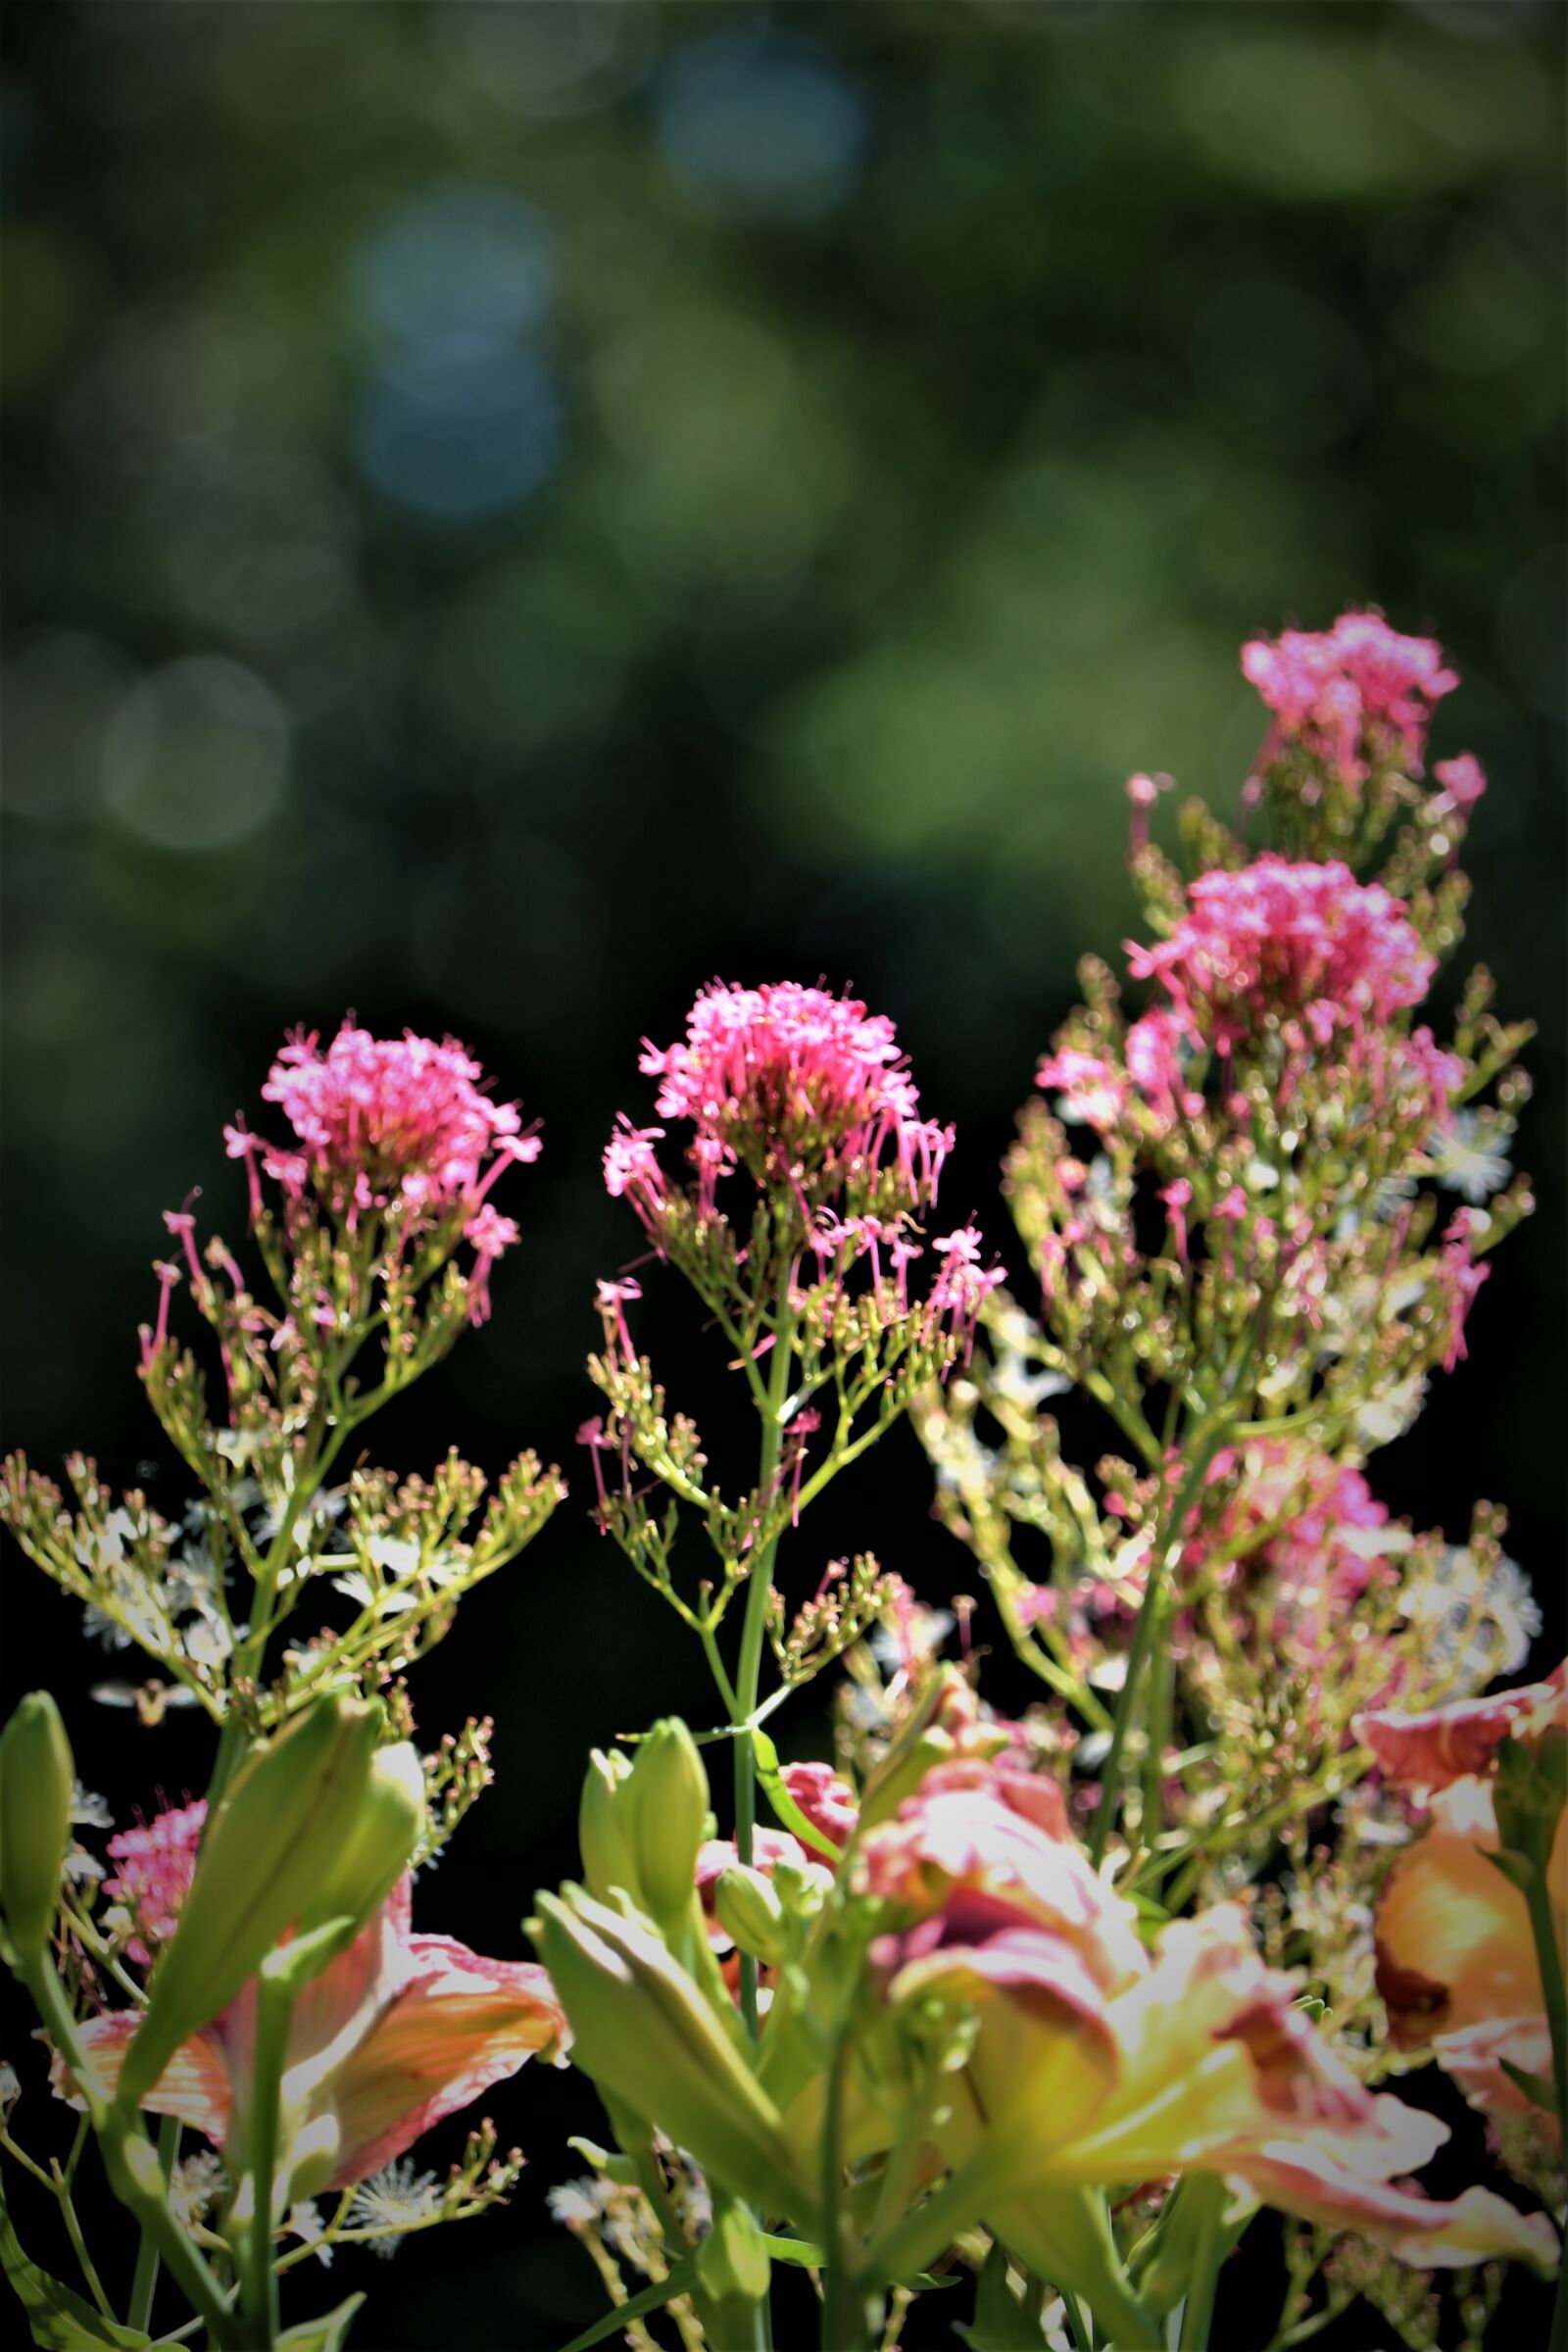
[1425,1110,1511,1205]
[347,2159,442,2253]
[71,1782,113,1829]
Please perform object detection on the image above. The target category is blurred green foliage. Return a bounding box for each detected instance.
[0,7,1562,2334]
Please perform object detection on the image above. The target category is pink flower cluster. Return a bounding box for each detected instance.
[609,981,954,1222]
[1128,858,1435,1054]
[223,1023,536,1318]
[103,1797,205,1966]
[1242,612,1459,779]
[228,1023,535,1226]
[1192,1445,1397,1668]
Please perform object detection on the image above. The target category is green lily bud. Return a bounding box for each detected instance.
[301,1740,425,1938]
[625,1718,710,1937]
[713,1865,787,1967]
[121,1694,387,2107]
[0,1691,74,1955]
[530,1886,810,2225]
[579,1747,642,1910]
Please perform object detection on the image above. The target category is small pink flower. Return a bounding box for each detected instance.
[250,1023,528,1238]
[1434,753,1487,810]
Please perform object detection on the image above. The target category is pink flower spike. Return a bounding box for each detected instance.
[1242,611,1459,780]
[595,1275,643,1368]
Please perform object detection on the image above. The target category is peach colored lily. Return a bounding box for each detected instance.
[55,1876,567,2195]
[861,1761,1555,2278]
[1360,1664,1565,2136]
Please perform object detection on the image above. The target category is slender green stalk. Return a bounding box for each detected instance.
[237,1973,294,2348]
[127,2116,182,2333]
[18,1952,239,2349]
[1090,1421,1230,1869]
[48,2153,115,2319]
[732,1295,796,2039]
[1521,1840,1568,2352]
[1175,2174,1224,2351]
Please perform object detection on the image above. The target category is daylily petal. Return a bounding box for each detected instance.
[52,2010,232,2145]
[1374,1807,1541,2048]
[1236,2147,1558,2275]
[1356,1666,1566,1789]
[322,1939,567,2185]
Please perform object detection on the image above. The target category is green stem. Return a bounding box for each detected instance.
[733,1296,796,2042]
[49,2156,116,2320]
[17,1953,239,2349]
[1175,2174,1224,2352]
[237,1973,294,2348]
[1090,1421,1229,1870]
[127,2117,182,2332]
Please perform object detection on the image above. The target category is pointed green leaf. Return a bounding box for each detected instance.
[0,2170,149,2349]
[275,2294,366,2350]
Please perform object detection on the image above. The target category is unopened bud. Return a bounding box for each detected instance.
[579,1747,641,1910]
[713,1865,787,1967]
[121,1693,386,2107]
[625,1718,710,1937]
[0,1691,74,1955]
[530,1887,808,2222]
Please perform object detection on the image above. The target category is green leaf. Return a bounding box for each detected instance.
[556,2251,701,2352]
[1497,2056,1559,2114]
[955,2241,1047,2351]
[0,2169,149,2349]
[275,2294,366,2350]
[752,1730,843,1861]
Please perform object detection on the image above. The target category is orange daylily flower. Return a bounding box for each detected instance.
[1361,1663,1565,2134]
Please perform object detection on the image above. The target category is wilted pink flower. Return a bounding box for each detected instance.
[1127,858,1434,1054]
[103,1799,206,1967]
[58,1876,566,2192]
[232,1024,534,1240]
[1242,612,1458,778]
[631,981,953,1217]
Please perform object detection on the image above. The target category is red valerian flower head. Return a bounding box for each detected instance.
[627,980,954,1219]
[1126,858,1435,1054]
[230,1023,536,1233]
[1242,611,1458,779]
[103,1798,207,1967]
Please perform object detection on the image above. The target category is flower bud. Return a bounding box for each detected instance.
[120,1693,386,2107]
[625,1718,710,1938]
[0,1691,74,1955]
[713,1866,788,1967]
[578,1747,642,1910]
[530,1886,809,2224]
[300,1740,425,1939]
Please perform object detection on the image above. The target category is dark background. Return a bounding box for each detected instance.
[1,4,1563,2346]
